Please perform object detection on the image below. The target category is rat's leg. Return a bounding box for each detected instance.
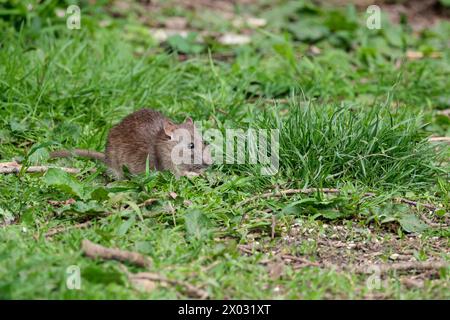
[178,171,200,178]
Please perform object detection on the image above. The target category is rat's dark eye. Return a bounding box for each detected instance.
[188,143,195,149]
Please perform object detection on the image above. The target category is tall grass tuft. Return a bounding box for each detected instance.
[241,102,446,190]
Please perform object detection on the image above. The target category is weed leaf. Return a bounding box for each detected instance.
[43,168,85,199]
[184,209,211,241]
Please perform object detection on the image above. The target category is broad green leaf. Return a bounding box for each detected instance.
[398,213,429,233]
[288,19,329,42]
[135,241,153,255]
[184,209,211,241]
[90,187,110,201]
[320,209,345,220]
[27,144,50,165]
[43,168,85,199]
[116,215,136,236]
[167,33,204,54]
[280,198,319,215]
[64,200,105,214]
[82,265,124,285]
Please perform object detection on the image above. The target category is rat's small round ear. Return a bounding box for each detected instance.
[163,119,176,139]
[184,117,193,125]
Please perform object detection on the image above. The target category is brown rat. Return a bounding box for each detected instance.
[51,109,212,179]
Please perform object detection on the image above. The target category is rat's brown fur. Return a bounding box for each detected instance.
[51,109,211,179]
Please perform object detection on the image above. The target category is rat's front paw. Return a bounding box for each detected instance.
[183,171,200,178]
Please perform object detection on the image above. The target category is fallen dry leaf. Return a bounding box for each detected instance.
[218,33,251,45]
[169,192,178,199]
[129,273,160,293]
[232,16,266,28]
[139,198,158,207]
[126,270,208,298]
[99,20,112,28]
[149,28,189,42]
[437,109,450,117]
[406,50,424,60]
[267,258,285,280]
[308,45,321,55]
[164,16,188,30]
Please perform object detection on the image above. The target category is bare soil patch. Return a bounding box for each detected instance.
[239,221,449,293]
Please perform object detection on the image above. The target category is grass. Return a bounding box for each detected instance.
[238,103,446,190]
[0,0,449,299]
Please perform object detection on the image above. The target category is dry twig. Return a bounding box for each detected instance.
[82,239,152,268]
[129,271,208,299]
[0,161,80,174]
[118,264,208,299]
[352,261,449,274]
[394,198,437,211]
[419,213,447,228]
[45,221,92,238]
[238,244,320,267]
[45,211,112,238]
[271,215,276,239]
[282,254,321,267]
[428,136,450,143]
[138,198,158,207]
[437,109,450,117]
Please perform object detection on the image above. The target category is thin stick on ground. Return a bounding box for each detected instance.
[0,161,80,174]
[45,221,92,238]
[419,213,447,228]
[238,244,320,267]
[394,197,437,211]
[119,265,208,299]
[82,239,152,268]
[138,198,158,207]
[352,261,449,274]
[271,215,276,239]
[400,278,424,289]
[44,211,112,238]
[132,272,208,299]
[428,136,450,143]
[281,254,321,267]
[437,109,450,117]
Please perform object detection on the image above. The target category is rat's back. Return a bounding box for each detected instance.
[105,109,167,178]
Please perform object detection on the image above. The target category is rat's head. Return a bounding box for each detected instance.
[160,117,212,175]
